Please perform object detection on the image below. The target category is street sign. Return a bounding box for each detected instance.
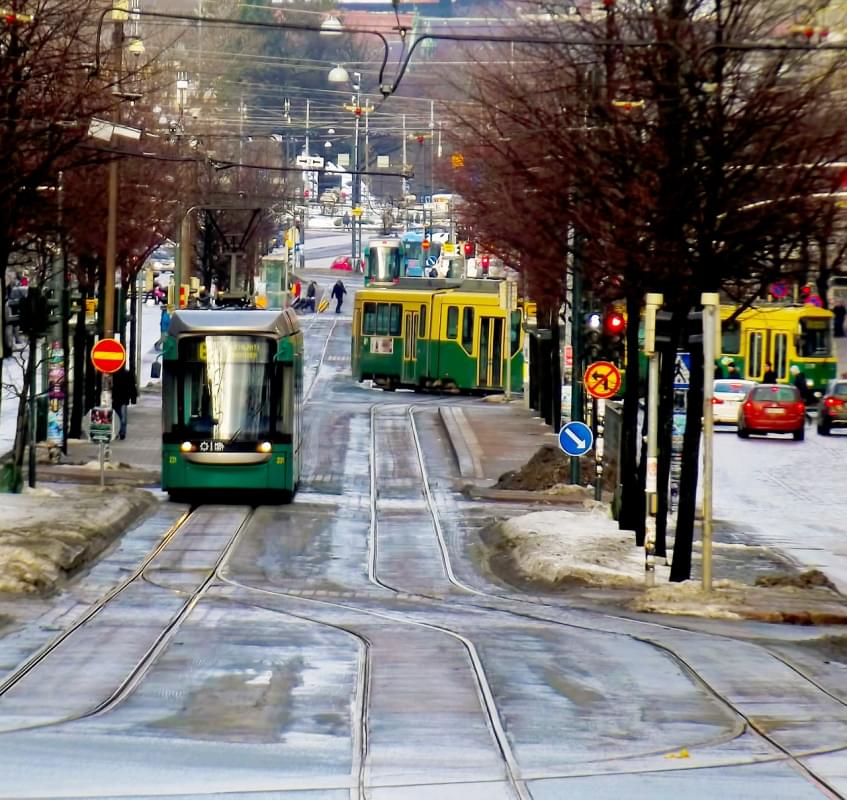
[295,154,324,169]
[558,421,594,456]
[91,338,126,374]
[806,293,823,307]
[426,255,437,268]
[584,360,622,399]
[769,281,789,299]
[673,352,691,389]
[443,242,455,254]
[89,406,114,443]
[352,206,364,218]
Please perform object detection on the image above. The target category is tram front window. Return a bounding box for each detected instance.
[799,319,832,357]
[165,336,276,442]
[367,246,399,282]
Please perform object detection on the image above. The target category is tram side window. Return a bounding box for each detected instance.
[800,318,832,357]
[376,303,389,335]
[363,302,377,335]
[462,307,474,352]
[419,304,427,338]
[510,311,522,356]
[722,321,741,355]
[773,333,788,379]
[748,332,763,377]
[446,306,459,339]
[389,303,402,336]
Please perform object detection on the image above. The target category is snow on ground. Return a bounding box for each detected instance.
[0,486,156,593]
[500,509,669,589]
[499,509,847,623]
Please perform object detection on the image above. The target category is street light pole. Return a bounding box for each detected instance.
[352,72,362,265]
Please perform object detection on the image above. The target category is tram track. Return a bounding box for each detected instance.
[405,403,847,797]
[0,507,255,733]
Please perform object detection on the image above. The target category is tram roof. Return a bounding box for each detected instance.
[169,308,300,337]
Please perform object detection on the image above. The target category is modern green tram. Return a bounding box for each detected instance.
[161,309,304,501]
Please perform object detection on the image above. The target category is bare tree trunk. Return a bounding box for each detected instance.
[671,344,705,582]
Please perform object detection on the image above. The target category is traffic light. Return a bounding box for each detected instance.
[463,241,474,258]
[422,239,430,252]
[602,310,626,365]
[584,311,602,361]
[480,255,490,274]
[685,309,703,348]
[17,287,56,336]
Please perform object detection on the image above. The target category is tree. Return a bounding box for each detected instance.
[439,0,847,579]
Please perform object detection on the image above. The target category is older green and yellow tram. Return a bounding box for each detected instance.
[161,309,304,501]
[352,280,523,393]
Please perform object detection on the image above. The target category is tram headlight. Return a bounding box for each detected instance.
[180,441,194,453]
[257,441,272,453]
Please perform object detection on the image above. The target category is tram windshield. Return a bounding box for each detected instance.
[799,318,832,358]
[365,243,401,283]
[164,336,282,442]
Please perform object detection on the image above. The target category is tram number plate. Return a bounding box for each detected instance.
[371,337,394,355]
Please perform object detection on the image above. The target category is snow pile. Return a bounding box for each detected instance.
[492,509,847,623]
[497,509,657,589]
[0,486,157,593]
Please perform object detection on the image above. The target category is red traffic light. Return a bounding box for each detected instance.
[604,312,626,335]
[463,242,474,257]
[480,255,490,272]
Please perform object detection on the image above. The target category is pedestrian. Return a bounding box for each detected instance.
[331,279,347,313]
[342,210,351,231]
[306,280,317,313]
[714,362,724,380]
[790,364,812,402]
[111,367,137,440]
[726,360,741,379]
[834,302,845,338]
[762,361,777,384]
[156,305,171,351]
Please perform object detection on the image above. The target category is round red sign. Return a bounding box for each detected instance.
[91,338,126,374]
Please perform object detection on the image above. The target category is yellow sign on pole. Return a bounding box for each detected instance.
[352,207,364,218]
[443,242,455,254]
[451,153,465,168]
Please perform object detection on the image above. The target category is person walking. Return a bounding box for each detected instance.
[331,279,347,313]
[342,210,351,231]
[714,361,724,380]
[305,281,317,313]
[111,367,137,440]
[762,361,777,384]
[156,306,171,351]
[834,302,845,338]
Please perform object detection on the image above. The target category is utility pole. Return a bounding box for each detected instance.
[700,292,720,592]
[643,292,663,586]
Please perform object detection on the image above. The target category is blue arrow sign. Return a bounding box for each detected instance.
[558,421,594,456]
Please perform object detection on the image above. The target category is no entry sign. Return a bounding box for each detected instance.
[91,338,126,374]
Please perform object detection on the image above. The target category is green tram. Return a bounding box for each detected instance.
[352,279,523,393]
[161,309,304,501]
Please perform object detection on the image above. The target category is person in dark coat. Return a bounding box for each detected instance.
[714,362,724,380]
[111,367,137,440]
[834,302,845,338]
[726,361,741,379]
[331,279,347,313]
[305,281,317,313]
[762,361,777,384]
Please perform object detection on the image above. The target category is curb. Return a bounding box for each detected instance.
[36,465,160,487]
[464,485,598,506]
[438,406,484,479]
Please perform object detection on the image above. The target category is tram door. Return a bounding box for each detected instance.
[402,310,419,384]
[478,316,504,388]
[746,328,767,380]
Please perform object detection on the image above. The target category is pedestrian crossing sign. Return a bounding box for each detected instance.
[674,352,691,389]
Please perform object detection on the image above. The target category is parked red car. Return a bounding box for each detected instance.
[817,379,847,435]
[330,255,363,272]
[737,384,806,441]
